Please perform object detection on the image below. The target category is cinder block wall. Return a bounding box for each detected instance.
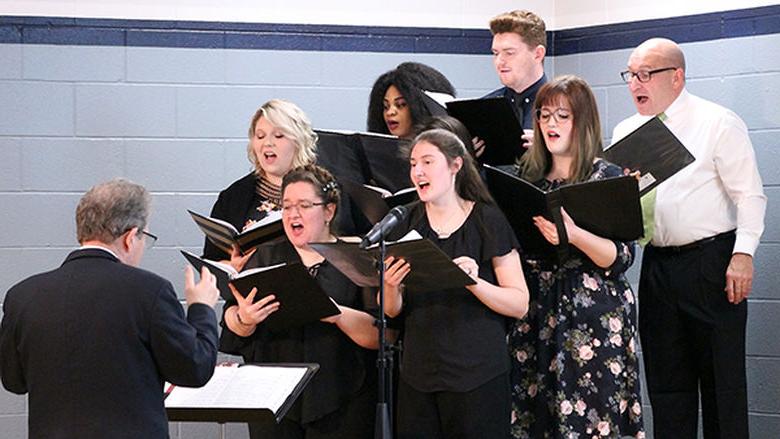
[1,8,778,438]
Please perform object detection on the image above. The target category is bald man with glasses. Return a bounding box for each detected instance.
[612,38,766,439]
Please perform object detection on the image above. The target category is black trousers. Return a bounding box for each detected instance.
[396,372,510,439]
[639,233,748,439]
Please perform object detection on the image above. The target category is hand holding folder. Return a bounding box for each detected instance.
[604,116,695,195]
[484,165,643,262]
[309,233,476,293]
[181,251,340,331]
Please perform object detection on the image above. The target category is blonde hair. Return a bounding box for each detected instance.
[247,99,318,175]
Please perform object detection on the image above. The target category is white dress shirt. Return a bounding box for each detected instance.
[612,89,766,256]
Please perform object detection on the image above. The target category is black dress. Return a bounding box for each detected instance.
[389,201,521,438]
[219,240,377,439]
[508,159,644,439]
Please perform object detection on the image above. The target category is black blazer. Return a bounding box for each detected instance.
[0,248,219,439]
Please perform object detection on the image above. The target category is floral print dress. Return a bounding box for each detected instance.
[509,159,644,439]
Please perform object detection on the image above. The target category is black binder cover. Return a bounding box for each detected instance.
[181,251,340,331]
[309,239,476,293]
[166,363,319,424]
[604,116,695,195]
[484,165,643,261]
[315,129,411,192]
[445,97,525,166]
[339,179,418,224]
[188,209,284,255]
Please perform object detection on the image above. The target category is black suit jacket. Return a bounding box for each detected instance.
[0,248,218,439]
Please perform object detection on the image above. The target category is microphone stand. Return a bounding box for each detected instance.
[375,237,393,439]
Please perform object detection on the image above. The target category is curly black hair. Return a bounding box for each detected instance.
[366,62,456,135]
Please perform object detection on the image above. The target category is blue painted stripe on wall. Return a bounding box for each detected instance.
[553,4,780,55]
[1,5,779,55]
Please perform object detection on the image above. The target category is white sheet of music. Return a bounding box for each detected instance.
[165,365,308,413]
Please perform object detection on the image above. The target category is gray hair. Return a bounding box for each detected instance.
[76,178,150,243]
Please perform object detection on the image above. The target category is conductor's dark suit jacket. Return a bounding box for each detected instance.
[0,248,219,439]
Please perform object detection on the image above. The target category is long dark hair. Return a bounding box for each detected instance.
[519,75,603,184]
[408,129,494,204]
[367,62,456,135]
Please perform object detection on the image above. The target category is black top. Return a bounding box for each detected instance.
[483,74,547,130]
[0,249,218,439]
[390,202,520,392]
[203,172,277,261]
[218,240,376,425]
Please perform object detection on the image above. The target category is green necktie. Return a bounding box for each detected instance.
[638,188,656,247]
[638,112,667,247]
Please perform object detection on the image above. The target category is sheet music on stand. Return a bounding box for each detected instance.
[165,363,318,424]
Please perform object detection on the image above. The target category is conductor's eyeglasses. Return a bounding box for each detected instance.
[141,230,158,249]
[620,67,677,83]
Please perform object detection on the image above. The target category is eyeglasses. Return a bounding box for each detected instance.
[620,67,677,83]
[141,230,158,249]
[281,201,327,214]
[535,108,572,124]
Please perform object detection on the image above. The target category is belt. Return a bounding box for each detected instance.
[649,230,736,254]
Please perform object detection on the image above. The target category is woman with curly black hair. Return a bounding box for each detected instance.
[367,62,456,139]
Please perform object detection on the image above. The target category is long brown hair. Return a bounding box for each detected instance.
[519,75,603,184]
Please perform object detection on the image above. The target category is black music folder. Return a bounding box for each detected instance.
[422,92,525,166]
[484,165,643,261]
[309,234,476,293]
[181,251,340,331]
[604,116,695,195]
[165,363,319,424]
[339,179,418,224]
[188,209,284,255]
[315,129,411,192]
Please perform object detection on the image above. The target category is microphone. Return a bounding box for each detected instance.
[359,205,409,249]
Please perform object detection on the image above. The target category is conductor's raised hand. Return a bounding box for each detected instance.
[229,283,280,326]
[184,265,219,307]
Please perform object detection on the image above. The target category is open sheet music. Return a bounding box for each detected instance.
[165,363,318,423]
[484,165,643,262]
[188,209,284,255]
[181,251,340,331]
[309,231,475,293]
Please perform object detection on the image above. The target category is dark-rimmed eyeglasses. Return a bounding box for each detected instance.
[281,201,327,214]
[620,67,677,83]
[535,108,572,125]
[141,230,158,249]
